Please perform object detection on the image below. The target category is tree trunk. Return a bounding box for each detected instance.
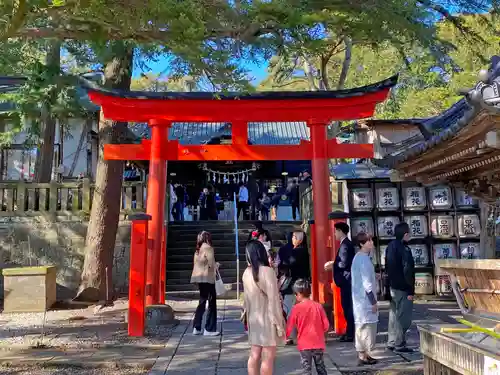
[75,45,133,302]
[35,41,61,183]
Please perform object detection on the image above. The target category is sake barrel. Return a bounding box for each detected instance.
[429,186,453,210]
[377,216,400,239]
[455,189,478,208]
[405,215,428,238]
[376,187,400,211]
[460,242,481,259]
[415,272,434,295]
[351,188,373,211]
[403,186,427,210]
[435,275,453,296]
[430,215,454,238]
[457,214,480,238]
[351,217,374,237]
[434,243,457,275]
[409,244,429,267]
[379,245,388,267]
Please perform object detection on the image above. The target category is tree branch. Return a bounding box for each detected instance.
[0,0,28,40]
[337,36,352,90]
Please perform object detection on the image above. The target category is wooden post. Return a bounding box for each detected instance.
[82,178,91,212]
[159,223,167,304]
[128,213,150,337]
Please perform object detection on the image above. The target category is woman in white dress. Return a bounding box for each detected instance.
[351,232,379,366]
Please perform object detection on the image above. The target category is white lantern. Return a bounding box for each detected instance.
[351,188,373,211]
[457,214,480,238]
[430,215,454,238]
[377,216,400,239]
[351,218,374,237]
[376,187,400,211]
[404,215,428,238]
[404,186,427,210]
[409,244,429,267]
[455,189,478,208]
[434,243,457,275]
[460,242,480,259]
[429,186,453,210]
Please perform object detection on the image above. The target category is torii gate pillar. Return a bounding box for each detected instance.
[145,120,169,306]
[309,121,332,305]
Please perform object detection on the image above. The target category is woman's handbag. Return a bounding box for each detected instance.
[278,271,293,293]
[215,269,226,296]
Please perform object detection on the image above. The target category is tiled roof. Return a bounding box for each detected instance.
[129,121,310,145]
[374,56,500,169]
[331,162,391,180]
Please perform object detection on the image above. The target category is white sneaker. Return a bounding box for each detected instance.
[203,329,220,336]
[192,328,202,335]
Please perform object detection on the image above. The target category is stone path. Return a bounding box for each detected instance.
[0,298,461,375]
[148,299,461,375]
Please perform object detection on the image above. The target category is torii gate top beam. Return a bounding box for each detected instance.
[84,76,397,123]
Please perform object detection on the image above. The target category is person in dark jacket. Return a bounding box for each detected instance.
[385,222,415,353]
[287,179,300,221]
[325,222,355,342]
[279,230,310,345]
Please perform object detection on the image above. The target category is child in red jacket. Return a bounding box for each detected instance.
[286,279,330,375]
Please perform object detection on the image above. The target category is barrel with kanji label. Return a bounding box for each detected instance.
[409,244,430,267]
[454,189,478,208]
[415,272,434,295]
[351,188,374,211]
[403,186,427,210]
[457,214,480,238]
[377,216,400,239]
[350,217,374,237]
[429,186,453,210]
[404,215,428,238]
[459,242,480,259]
[376,187,400,211]
[435,275,453,296]
[433,243,457,275]
[430,215,455,238]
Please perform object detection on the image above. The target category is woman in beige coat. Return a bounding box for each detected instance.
[190,231,220,336]
[243,240,285,375]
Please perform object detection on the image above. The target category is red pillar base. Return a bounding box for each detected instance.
[128,213,151,337]
[329,212,349,336]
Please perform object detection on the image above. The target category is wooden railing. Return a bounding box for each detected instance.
[300,179,346,227]
[0,179,146,216]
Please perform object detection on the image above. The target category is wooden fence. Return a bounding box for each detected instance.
[0,179,146,216]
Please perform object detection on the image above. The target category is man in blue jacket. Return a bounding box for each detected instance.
[385,222,415,353]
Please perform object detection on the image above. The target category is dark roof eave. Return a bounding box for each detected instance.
[80,75,398,101]
[375,56,500,170]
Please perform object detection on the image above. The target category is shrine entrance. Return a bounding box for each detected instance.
[84,75,397,336]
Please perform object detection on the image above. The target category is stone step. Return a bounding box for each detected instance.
[167,268,238,280]
[168,254,246,262]
[165,261,241,271]
[166,275,239,286]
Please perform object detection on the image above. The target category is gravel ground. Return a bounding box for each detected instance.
[0,299,184,349]
[0,366,147,374]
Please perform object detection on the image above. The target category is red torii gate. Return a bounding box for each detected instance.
[85,75,396,335]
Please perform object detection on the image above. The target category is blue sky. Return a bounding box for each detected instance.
[133,58,269,86]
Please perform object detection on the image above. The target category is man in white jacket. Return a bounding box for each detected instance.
[351,232,378,366]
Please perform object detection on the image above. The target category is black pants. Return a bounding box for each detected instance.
[193,283,217,332]
[340,284,355,338]
[237,201,249,220]
[261,208,269,221]
[291,202,300,220]
[300,349,327,375]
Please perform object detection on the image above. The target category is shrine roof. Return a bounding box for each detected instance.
[331,162,391,180]
[129,121,310,145]
[81,75,398,101]
[374,56,500,169]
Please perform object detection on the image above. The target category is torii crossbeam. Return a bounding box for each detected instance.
[84,75,397,334]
